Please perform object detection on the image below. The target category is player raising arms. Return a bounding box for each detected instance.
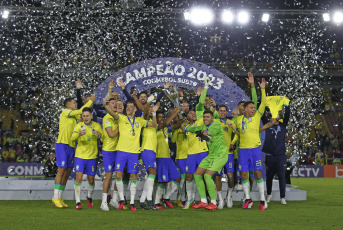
[103,99,159,211]
[100,98,124,211]
[154,107,182,209]
[185,110,229,211]
[235,76,267,211]
[52,95,95,208]
[71,107,103,209]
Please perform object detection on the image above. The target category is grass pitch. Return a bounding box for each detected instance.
[0,178,342,230]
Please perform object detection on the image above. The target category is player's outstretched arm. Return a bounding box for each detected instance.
[107,80,115,98]
[143,101,152,120]
[75,79,84,109]
[163,106,182,129]
[147,102,160,128]
[67,95,95,118]
[259,118,276,132]
[131,88,145,112]
[247,72,258,108]
[118,78,134,102]
[257,78,267,117]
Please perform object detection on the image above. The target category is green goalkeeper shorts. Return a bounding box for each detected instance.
[198,153,228,173]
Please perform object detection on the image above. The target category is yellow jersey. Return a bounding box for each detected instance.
[115,114,148,154]
[266,96,289,122]
[141,119,157,152]
[156,127,170,158]
[215,118,236,153]
[172,128,188,160]
[102,113,119,152]
[56,100,93,148]
[236,89,266,149]
[185,119,208,155]
[71,121,103,159]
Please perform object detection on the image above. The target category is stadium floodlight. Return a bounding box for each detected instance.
[237,10,250,24]
[323,13,330,22]
[2,10,9,19]
[221,10,234,24]
[332,11,343,24]
[262,13,270,22]
[189,7,214,26]
[184,11,191,20]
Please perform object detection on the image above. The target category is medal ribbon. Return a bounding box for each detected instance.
[127,116,135,134]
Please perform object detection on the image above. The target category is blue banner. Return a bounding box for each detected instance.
[95,57,249,113]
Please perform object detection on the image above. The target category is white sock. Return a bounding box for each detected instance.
[112,190,118,202]
[88,183,95,198]
[177,179,185,200]
[116,179,125,201]
[58,189,63,199]
[140,182,148,203]
[217,190,223,201]
[164,182,179,199]
[53,189,59,199]
[242,181,250,200]
[130,180,137,204]
[74,184,81,204]
[180,179,186,201]
[257,180,265,201]
[186,180,194,201]
[201,198,207,203]
[146,177,155,201]
[227,188,233,199]
[154,185,164,204]
[211,200,217,205]
[102,193,108,204]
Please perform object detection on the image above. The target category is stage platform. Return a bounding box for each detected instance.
[0,178,306,201]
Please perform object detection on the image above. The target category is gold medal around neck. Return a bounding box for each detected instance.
[242,130,246,134]
[132,132,136,136]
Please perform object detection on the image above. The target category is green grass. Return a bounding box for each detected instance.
[1,178,342,230]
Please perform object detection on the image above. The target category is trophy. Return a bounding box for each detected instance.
[163,85,185,115]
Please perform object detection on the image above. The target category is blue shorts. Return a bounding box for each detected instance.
[176,159,187,175]
[141,150,157,170]
[55,143,75,168]
[217,154,234,175]
[115,151,139,174]
[74,157,97,176]
[157,158,180,183]
[102,150,117,173]
[185,152,208,174]
[235,159,255,178]
[238,147,262,172]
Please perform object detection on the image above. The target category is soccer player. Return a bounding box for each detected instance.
[231,72,259,206]
[154,107,182,209]
[234,77,267,211]
[261,100,290,205]
[215,104,236,209]
[171,123,188,207]
[100,98,121,211]
[52,95,95,208]
[138,100,161,210]
[71,107,103,209]
[182,110,209,209]
[103,99,159,211]
[185,110,229,210]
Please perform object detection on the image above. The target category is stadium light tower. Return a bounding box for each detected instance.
[262,13,270,22]
[187,7,214,26]
[221,10,234,24]
[237,10,250,24]
[322,13,330,22]
[2,10,9,19]
[332,11,343,24]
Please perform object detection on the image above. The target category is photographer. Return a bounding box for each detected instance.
[261,101,290,205]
